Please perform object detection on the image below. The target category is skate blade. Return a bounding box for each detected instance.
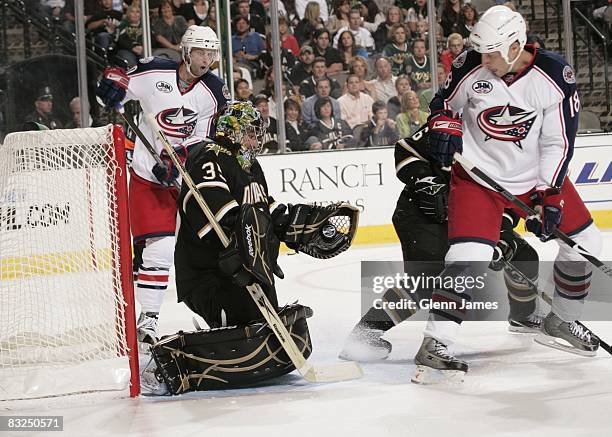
[534,334,597,357]
[411,365,466,385]
[508,325,540,334]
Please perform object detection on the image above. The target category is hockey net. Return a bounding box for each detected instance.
[0,125,139,400]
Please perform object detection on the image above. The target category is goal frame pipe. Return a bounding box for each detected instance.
[112,125,140,397]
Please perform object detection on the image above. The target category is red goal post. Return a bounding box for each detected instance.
[0,125,139,399]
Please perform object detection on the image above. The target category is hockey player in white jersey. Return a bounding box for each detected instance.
[96,25,229,348]
[412,6,603,383]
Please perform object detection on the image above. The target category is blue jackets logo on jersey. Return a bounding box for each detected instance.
[156,107,198,138]
[477,104,537,149]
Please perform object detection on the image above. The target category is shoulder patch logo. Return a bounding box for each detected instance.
[472,80,493,94]
[453,51,468,68]
[156,81,173,93]
[562,65,576,84]
[139,56,154,64]
[222,84,231,99]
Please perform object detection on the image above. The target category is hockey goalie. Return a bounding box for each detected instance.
[142,101,360,395]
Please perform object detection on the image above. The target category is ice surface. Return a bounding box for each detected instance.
[2,235,612,437]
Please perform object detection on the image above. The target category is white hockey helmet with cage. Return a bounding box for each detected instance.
[469,6,527,69]
[181,25,220,75]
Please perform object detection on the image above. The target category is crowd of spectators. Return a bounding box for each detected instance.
[25,0,546,151]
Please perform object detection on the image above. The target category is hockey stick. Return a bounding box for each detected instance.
[453,153,612,280]
[118,110,180,190]
[143,113,363,383]
[500,259,612,355]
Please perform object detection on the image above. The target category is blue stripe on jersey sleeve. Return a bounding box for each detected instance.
[200,72,229,137]
[535,50,579,187]
[430,49,482,114]
[127,57,179,76]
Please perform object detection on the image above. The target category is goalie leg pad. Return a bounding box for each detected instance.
[151,304,313,394]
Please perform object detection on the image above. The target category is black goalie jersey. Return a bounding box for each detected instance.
[175,143,279,301]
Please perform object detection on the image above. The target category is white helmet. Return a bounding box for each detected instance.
[469,6,527,69]
[181,25,220,76]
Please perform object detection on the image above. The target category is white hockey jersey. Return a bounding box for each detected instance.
[431,47,579,194]
[123,57,229,183]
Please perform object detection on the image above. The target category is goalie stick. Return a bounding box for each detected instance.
[453,153,612,280]
[500,259,612,356]
[143,113,363,383]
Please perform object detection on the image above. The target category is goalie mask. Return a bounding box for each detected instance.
[214,101,268,168]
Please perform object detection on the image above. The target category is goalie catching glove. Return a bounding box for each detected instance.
[275,202,360,259]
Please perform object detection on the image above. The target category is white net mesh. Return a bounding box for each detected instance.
[0,125,134,400]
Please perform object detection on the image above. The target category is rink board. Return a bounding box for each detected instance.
[259,133,612,244]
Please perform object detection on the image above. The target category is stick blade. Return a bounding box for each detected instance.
[301,361,364,383]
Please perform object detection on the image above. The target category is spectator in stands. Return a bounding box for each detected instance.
[204,1,217,30]
[268,81,288,117]
[456,3,478,39]
[181,0,208,26]
[62,0,97,34]
[306,97,355,150]
[369,57,397,103]
[338,30,369,70]
[313,29,344,75]
[254,94,279,153]
[65,97,92,128]
[338,73,375,129]
[152,0,188,61]
[361,101,399,147]
[284,98,310,151]
[396,90,428,138]
[260,31,298,79]
[348,56,377,100]
[326,0,351,35]
[294,1,325,45]
[373,5,404,51]
[300,57,342,99]
[280,15,300,56]
[24,86,62,130]
[301,77,342,127]
[289,45,315,93]
[359,0,385,33]
[282,0,301,29]
[333,9,376,52]
[387,74,412,119]
[418,64,447,112]
[85,0,122,55]
[116,5,144,67]
[235,0,266,35]
[231,0,266,20]
[404,39,431,93]
[296,0,329,22]
[235,78,255,103]
[232,15,266,76]
[439,33,464,73]
[382,24,411,76]
[440,0,463,37]
[406,0,427,34]
[40,0,66,22]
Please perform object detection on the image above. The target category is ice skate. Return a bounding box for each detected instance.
[137,312,159,353]
[411,337,468,384]
[535,312,600,357]
[338,324,392,362]
[508,312,543,334]
[140,359,170,396]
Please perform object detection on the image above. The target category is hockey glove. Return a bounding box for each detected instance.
[525,188,563,241]
[218,235,253,287]
[414,175,448,223]
[427,111,463,167]
[151,146,188,188]
[96,67,129,110]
